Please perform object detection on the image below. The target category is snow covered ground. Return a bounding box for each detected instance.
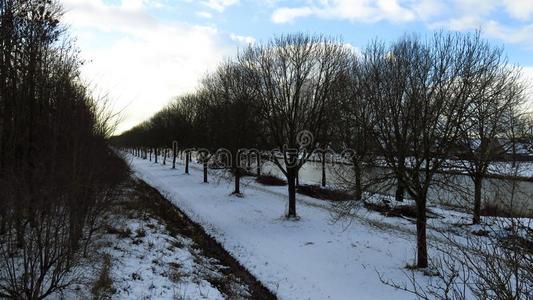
[126,153,440,300]
[65,178,268,300]
[95,213,227,300]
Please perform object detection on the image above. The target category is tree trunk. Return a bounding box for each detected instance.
[185,152,189,174]
[203,159,208,183]
[154,148,158,163]
[163,149,166,165]
[396,158,405,202]
[354,162,362,201]
[473,176,482,224]
[172,144,176,169]
[287,167,297,218]
[321,151,326,187]
[395,181,404,202]
[149,149,152,161]
[256,154,261,177]
[415,196,428,268]
[234,167,240,194]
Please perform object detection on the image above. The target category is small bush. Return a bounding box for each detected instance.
[229,167,256,177]
[131,272,142,281]
[106,226,132,238]
[480,204,513,217]
[256,175,286,186]
[471,229,490,236]
[364,201,439,219]
[296,184,352,201]
[168,262,184,283]
[135,228,146,238]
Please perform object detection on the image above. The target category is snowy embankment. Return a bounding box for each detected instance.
[127,154,426,300]
[68,177,270,300]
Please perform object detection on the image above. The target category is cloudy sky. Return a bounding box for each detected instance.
[61,0,533,134]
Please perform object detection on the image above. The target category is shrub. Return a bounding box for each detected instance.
[256,175,287,186]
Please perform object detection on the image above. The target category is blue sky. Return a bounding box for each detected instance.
[61,0,533,133]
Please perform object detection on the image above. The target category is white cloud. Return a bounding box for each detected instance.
[376,0,416,22]
[269,0,533,26]
[269,0,533,51]
[503,0,533,21]
[484,22,533,46]
[343,42,362,56]
[202,0,239,12]
[120,0,145,10]
[271,0,415,24]
[62,0,156,32]
[430,15,482,31]
[452,0,499,16]
[521,66,533,111]
[412,0,448,21]
[522,67,533,81]
[230,33,256,45]
[272,6,313,23]
[420,0,533,49]
[429,18,533,49]
[62,0,241,133]
[196,11,213,18]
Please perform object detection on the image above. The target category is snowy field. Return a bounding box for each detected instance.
[125,153,444,300]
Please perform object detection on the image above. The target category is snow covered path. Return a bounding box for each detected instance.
[127,154,421,300]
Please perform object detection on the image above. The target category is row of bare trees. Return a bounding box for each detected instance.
[381,184,533,299]
[0,0,129,298]
[113,32,531,270]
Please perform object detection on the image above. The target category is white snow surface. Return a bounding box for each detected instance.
[63,181,242,300]
[100,219,227,300]
[127,154,431,300]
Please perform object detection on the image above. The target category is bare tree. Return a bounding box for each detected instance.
[456,62,527,223]
[0,1,129,298]
[197,61,262,194]
[381,197,532,299]
[366,32,498,268]
[239,33,350,218]
[330,53,379,201]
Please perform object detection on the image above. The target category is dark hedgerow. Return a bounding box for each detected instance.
[0,1,129,298]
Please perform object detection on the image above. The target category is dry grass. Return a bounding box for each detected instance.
[91,255,116,299]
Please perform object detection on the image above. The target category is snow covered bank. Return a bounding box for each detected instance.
[69,177,271,300]
[127,154,428,300]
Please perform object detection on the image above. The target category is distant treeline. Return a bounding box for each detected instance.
[0,0,128,298]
